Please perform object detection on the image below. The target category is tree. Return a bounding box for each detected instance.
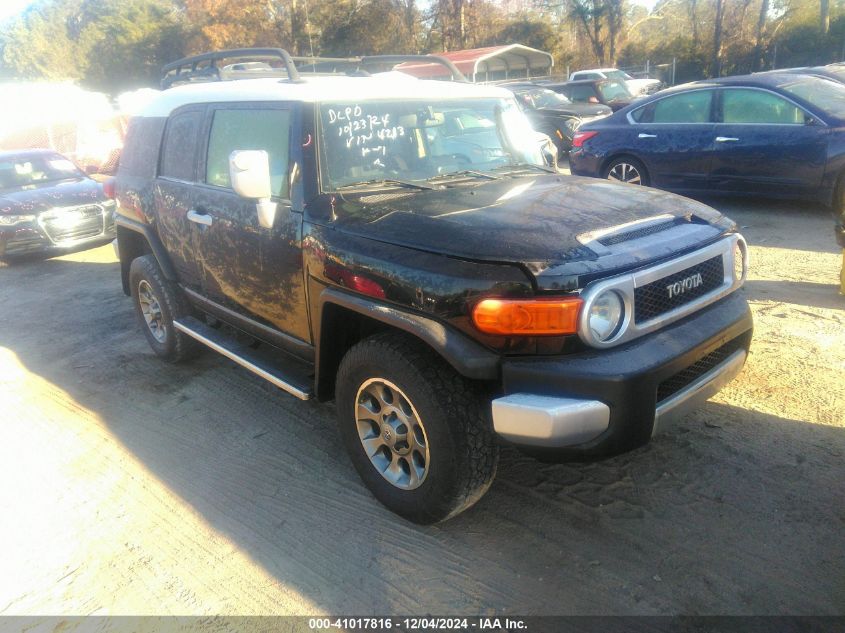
[711,0,725,76]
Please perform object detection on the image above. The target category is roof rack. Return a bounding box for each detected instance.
[160,49,468,89]
[161,48,302,89]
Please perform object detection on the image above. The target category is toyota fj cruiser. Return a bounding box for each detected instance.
[114,49,752,523]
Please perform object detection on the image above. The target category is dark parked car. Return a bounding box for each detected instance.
[760,64,845,85]
[501,84,612,154]
[115,49,751,523]
[546,78,636,111]
[0,149,115,260]
[569,73,845,214]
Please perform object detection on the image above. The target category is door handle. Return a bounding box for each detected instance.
[187,209,213,226]
[715,136,740,143]
[638,133,657,139]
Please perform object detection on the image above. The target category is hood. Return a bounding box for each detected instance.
[0,177,105,216]
[327,174,734,290]
[537,103,612,118]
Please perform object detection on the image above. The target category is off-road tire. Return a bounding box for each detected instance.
[335,332,498,524]
[129,254,199,362]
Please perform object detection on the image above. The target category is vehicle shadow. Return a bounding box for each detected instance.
[686,195,841,254]
[1,256,844,616]
[744,279,845,311]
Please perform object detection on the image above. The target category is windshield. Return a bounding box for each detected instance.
[516,89,570,109]
[598,80,633,101]
[780,76,845,114]
[318,98,544,189]
[0,153,83,191]
[604,70,632,82]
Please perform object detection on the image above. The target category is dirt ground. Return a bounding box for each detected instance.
[0,196,843,617]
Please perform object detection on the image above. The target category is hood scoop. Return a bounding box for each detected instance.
[577,214,703,256]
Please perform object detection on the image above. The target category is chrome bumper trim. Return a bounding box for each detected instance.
[652,349,747,435]
[491,394,610,447]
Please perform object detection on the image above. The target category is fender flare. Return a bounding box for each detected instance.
[115,215,178,281]
[317,287,500,384]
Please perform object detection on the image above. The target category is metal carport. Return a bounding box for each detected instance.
[396,44,554,82]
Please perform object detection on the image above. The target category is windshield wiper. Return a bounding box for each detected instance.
[336,178,436,191]
[428,170,501,182]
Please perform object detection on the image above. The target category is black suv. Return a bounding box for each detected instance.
[114,49,752,523]
[0,149,115,260]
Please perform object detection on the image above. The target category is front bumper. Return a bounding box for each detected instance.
[491,291,752,458]
[0,204,115,258]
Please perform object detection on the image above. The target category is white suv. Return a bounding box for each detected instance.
[569,68,662,96]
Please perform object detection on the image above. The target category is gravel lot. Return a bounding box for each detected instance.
[0,196,843,617]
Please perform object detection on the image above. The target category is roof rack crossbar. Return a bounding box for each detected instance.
[360,55,468,82]
[161,48,302,89]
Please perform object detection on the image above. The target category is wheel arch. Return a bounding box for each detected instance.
[314,288,499,401]
[116,216,177,296]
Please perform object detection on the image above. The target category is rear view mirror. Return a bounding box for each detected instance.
[229,150,277,229]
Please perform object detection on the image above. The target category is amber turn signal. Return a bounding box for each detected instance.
[472,297,583,336]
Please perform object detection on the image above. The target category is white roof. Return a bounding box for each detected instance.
[139,75,513,117]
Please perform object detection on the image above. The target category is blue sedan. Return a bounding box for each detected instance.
[568,73,845,216]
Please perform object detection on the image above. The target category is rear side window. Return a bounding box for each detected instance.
[634,91,713,123]
[722,89,804,124]
[567,84,598,102]
[160,110,202,181]
[205,109,291,198]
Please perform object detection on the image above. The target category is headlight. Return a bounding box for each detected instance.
[588,290,625,342]
[0,214,36,226]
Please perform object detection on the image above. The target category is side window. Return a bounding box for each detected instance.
[722,89,804,124]
[160,110,202,180]
[568,85,596,102]
[205,108,291,198]
[646,90,713,123]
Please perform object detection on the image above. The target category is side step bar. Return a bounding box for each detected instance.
[174,317,313,400]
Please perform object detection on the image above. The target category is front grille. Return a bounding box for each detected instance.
[635,255,724,323]
[598,219,677,246]
[4,235,45,255]
[41,205,105,243]
[656,337,745,403]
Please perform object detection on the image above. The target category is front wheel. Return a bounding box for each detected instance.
[335,332,498,524]
[604,156,650,186]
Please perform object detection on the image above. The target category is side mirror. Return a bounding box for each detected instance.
[229,150,277,229]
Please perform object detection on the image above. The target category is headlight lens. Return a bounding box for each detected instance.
[564,118,580,132]
[0,214,36,226]
[588,290,625,342]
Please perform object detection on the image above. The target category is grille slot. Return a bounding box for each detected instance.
[656,338,745,403]
[635,255,724,323]
[41,205,105,243]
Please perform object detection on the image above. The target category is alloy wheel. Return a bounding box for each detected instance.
[355,378,430,490]
[607,162,643,185]
[137,279,167,343]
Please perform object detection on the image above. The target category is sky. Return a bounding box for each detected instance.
[0,0,33,21]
